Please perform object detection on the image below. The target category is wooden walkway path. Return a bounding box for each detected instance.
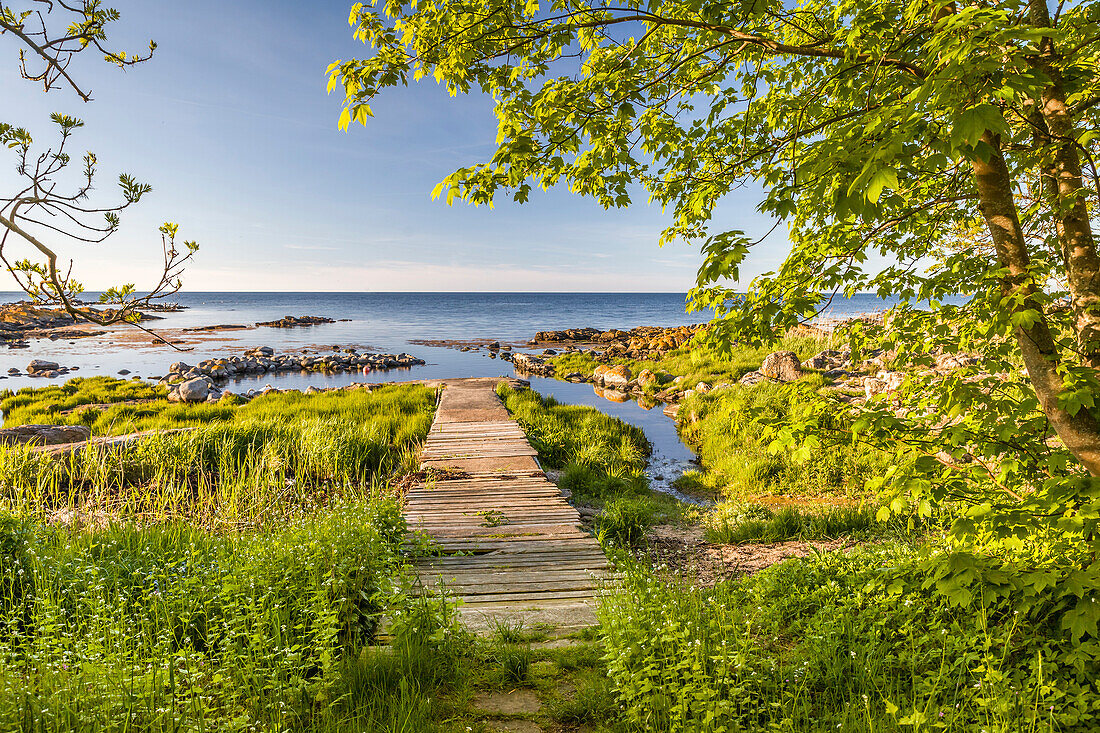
[406,378,609,632]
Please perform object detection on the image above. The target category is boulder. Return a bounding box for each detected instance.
[178,377,210,403]
[602,364,632,389]
[935,352,980,371]
[760,351,802,382]
[695,381,711,394]
[636,368,658,387]
[26,359,59,374]
[512,352,555,376]
[0,424,90,446]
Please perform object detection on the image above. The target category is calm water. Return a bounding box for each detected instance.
[0,292,897,500]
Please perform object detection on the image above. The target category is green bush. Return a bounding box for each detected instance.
[599,545,1100,731]
[597,495,658,547]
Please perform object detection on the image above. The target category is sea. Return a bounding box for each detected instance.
[1,291,898,502]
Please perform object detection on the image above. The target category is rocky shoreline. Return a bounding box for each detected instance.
[0,301,169,348]
[157,346,425,402]
[504,319,983,420]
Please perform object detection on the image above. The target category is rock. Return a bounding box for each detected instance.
[255,315,334,328]
[740,370,768,387]
[663,403,681,420]
[305,385,322,395]
[760,350,802,382]
[117,369,131,375]
[471,689,542,716]
[695,381,711,394]
[26,359,59,374]
[824,368,849,380]
[602,364,632,389]
[864,377,886,398]
[512,352,555,376]
[6,368,18,374]
[488,341,500,350]
[169,362,190,374]
[637,368,658,387]
[178,378,210,403]
[935,352,980,371]
[0,424,91,446]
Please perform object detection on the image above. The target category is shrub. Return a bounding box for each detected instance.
[599,545,1100,731]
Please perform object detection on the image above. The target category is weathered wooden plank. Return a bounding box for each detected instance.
[403,381,610,631]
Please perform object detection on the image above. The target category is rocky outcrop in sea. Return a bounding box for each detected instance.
[255,315,335,328]
[158,346,425,402]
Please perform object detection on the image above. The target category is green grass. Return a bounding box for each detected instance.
[0,376,432,437]
[598,544,1097,732]
[0,500,431,732]
[495,383,650,476]
[677,381,893,500]
[704,501,884,543]
[0,382,436,527]
[496,384,692,548]
[549,332,839,393]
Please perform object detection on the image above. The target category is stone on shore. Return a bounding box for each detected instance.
[760,350,802,382]
[739,370,768,387]
[178,377,211,402]
[601,364,632,389]
[0,424,90,446]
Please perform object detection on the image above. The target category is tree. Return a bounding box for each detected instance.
[0,1,196,325]
[330,1,1100,551]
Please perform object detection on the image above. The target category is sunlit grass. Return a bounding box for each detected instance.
[549,332,841,391]
[0,383,436,528]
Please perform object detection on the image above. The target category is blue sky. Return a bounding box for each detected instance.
[0,0,784,292]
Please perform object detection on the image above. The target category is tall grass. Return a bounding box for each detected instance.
[495,383,649,476]
[1,376,433,437]
[677,381,893,500]
[0,500,423,732]
[497,384,688,546]
[0,385,435,527]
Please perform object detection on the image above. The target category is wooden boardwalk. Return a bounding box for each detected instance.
[406,378,609,632]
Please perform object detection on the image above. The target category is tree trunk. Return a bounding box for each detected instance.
[971,131,1100,475]
[1028,0,1100,366]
